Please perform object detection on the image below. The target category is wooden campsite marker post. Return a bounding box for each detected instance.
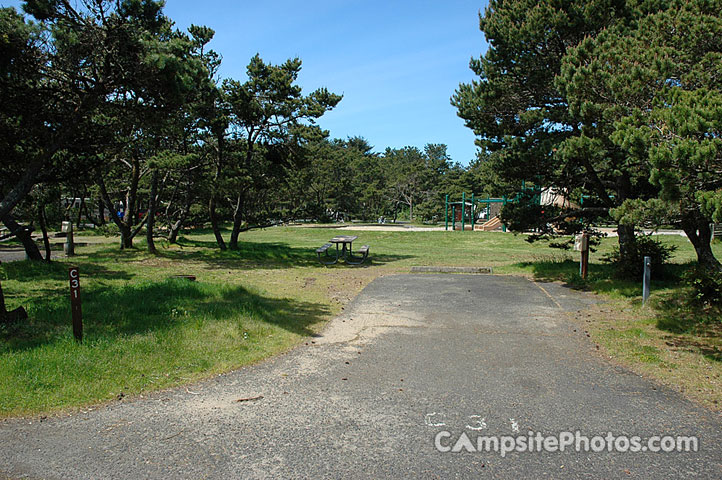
[68,267,82,342]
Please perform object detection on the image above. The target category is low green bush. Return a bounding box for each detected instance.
[603,234,677,279]
[683,264,722,306]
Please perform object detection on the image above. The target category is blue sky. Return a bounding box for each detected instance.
[5,0,490,165]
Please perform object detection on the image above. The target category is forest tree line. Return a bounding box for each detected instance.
[1,0,484,260]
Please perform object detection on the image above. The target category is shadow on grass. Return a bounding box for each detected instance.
[655,290,722,363]
[516,258,690,298]
[1,278,329,354]
[654,287,721,327]
[515,257,721,362]
[168,237,413,269]
[515,258,639,295]
[661,333,722,363]
[1,257,134,283]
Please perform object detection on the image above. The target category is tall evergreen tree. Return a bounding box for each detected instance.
[452,0,666,264]
[219,55,342,250]
[561,0,722,270]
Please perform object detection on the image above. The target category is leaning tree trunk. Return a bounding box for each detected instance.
[168,219,184,244]
[168,206,190,244]
[167,182,193,244]
[208,196,226,250]
[167,194,191,244]
[96,195,106,226]
[682,214,722,272]
[97,173,136,250]
[37,206,52,262]
[229,193,244,251]
[1,214,42,261]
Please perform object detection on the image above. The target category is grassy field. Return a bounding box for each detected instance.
[1,226,720,416]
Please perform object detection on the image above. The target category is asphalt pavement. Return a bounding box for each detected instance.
[0,247,30,263]
[1,274,720,479]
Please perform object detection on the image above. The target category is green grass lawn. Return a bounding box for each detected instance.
[1,226,720,416]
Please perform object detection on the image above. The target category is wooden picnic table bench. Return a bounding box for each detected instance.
[317,235,369,265]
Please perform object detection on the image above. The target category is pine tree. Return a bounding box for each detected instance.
[452,0,668,267]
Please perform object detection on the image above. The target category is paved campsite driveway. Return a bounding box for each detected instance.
[1,274,720,479]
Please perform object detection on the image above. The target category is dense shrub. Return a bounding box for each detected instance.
[602,234,677,279]
[683,265,722,306]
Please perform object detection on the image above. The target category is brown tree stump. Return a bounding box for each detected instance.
[1,306,28,325]
[0,281,28,326]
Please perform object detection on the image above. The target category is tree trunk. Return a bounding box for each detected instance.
[119,224,133,249]
[209,131,227,250]
[124,158,140,240]
[168,191,191,244]
[0,160,42,221]
[209,196,226,250]
[682,215,722,272]
[1,215,42,261]
[0,281,27,325]
[38,206,52,262]
[146,170,159,254]
[168,187,192,244]
[97,173,137,249]
[76,196,85,229]
[96,195,106,226]
[229,216,243,250]
[617,223,637,265]
[229,194,243,250]
[615,172,637,266]
[168,219,183,244]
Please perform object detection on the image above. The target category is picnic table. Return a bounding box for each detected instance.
[316,235,369,265]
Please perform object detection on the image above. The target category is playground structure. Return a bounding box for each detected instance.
[444,193,510,231]
[444,187,543,232]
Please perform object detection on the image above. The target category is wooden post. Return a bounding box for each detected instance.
[68,267,82,342]
[577,233,589,279]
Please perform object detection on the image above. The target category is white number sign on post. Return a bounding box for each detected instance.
[68,267,82,341]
